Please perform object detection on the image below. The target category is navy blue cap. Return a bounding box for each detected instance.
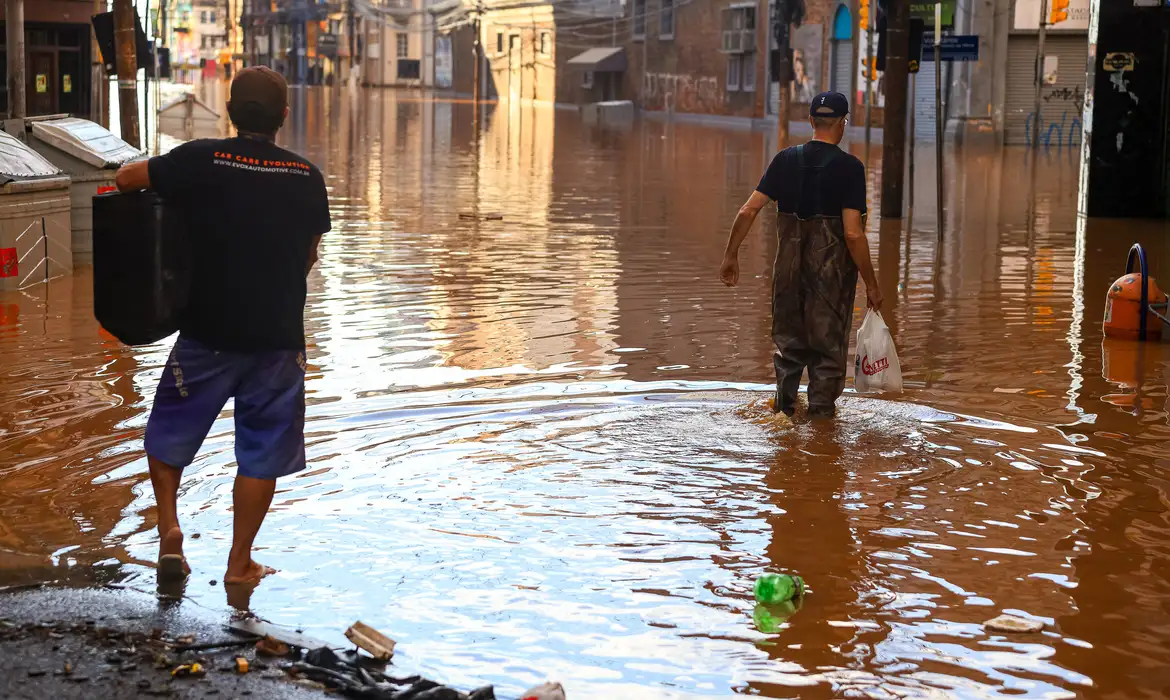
[809,91,849,118]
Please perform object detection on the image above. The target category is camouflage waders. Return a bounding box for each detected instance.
[770,145,858,416]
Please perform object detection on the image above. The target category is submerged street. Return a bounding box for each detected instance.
[2,89,1170,698]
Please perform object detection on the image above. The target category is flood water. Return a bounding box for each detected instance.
[3,89,1170,698]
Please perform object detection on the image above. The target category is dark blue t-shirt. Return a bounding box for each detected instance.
[148,136,331,351]
[756,141,867,218]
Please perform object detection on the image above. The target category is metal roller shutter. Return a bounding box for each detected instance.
[1004,33,1088,146]
[911,61,937,142]
[831,40,852,94]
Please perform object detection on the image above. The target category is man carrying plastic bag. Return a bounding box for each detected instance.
[720,92,882,418]
[854,310,903,394]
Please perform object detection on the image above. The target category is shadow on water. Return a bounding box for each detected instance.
[2,87,1170,697]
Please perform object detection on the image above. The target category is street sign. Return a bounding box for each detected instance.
[922,34,979,62]
[911,1,955,27]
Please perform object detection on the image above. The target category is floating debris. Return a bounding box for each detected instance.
[344,620,396,661]
[521,682,567,700]
[984,614,1045,633]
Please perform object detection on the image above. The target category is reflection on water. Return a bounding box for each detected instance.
[3,88,1170,698]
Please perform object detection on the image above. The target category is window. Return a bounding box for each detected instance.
[540,32,550,56]
[660,0,674,38]
[200,10,208,23]
[742,54,756,92]
[496,32,504,53]
[719,6,757,54]
[726,55,741,91]
[632,0,646,38]
[209,11,217,24]
[396,33,408,58]
[582,71,594,89]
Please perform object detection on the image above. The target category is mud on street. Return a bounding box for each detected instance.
[2,91,1170,698]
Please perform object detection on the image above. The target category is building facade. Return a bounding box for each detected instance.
[240,0,342,85]
[0,0,94,118]
[360,0,434,88]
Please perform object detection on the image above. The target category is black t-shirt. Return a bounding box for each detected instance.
[148,137,331,351]
[755,141,867,218]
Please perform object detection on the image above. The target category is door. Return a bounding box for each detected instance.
[28,50,57,116]
[1004,33,1088,146]
[508,34,521,103]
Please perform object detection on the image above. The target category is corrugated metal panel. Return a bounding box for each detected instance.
[831,40,852,94]
[912,61,938,142]
[1005,34,1088,146]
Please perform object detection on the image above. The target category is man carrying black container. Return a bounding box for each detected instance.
[116,67,330,586]
[719,91,881,418]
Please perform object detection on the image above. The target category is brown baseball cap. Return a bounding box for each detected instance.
[230,66,288,119]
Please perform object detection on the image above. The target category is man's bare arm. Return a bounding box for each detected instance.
[307,234,323,275]
[115,160,151,192]
[842,208,882,310]
[720,190,772,287]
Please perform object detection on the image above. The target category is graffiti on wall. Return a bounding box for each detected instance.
[1024,85,1085,149]
[642,72,723,113]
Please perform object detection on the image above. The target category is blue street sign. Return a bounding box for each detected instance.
[922,34,980,62]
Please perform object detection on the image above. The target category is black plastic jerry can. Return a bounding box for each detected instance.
[92,190,190,346]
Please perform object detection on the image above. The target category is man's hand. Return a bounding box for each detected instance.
[115,160,151,192]
[719,255,740,287]
[866,285,883,311]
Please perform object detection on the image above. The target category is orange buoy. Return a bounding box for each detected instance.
[1104,273,1167,340]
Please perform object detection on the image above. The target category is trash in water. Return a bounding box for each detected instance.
[233,656,250,674]
[521,682,567,700]
[984,614,1045,633]
[344,620,396,661]
[752,601,799,634]
[754,573,804,605]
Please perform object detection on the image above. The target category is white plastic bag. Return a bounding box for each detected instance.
[854,310,903,393]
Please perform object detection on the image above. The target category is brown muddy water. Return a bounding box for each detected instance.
[3,90,1170,698]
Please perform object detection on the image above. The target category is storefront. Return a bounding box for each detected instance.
[1004,0,1089,146]
[0,22,92,118]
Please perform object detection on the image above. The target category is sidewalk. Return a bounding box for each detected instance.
[0,585,496,700]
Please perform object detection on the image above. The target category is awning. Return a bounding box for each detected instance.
[567,47,627,72]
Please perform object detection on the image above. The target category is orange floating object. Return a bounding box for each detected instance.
[1104,273,1166,340]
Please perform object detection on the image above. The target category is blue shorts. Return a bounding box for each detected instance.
[145,336,307,480]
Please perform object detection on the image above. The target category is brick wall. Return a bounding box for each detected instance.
[626,0,769,118]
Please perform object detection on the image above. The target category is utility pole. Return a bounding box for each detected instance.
[472,2,482,129]
[775,0,790,146]
[879,0,909,218]
[5,0,26,119]
[348,0,356,84]
[114,0,141,148]
[1031,0,1048,148]
[862,0,873,151]
[933,2,943,238]
[93,0,108,126]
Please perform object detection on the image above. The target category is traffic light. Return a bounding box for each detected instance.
[1049,0,1069,24]
[859,0,870,31]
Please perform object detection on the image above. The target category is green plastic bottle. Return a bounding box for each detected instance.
[754,573,804,605]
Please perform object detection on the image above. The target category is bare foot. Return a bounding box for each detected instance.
[223,559,276,586]
[158,526,191,580]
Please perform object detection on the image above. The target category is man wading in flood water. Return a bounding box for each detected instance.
[719,91,881,418]
[115,67,331,585]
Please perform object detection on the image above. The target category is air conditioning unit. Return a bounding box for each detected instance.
[740,29,756,52]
